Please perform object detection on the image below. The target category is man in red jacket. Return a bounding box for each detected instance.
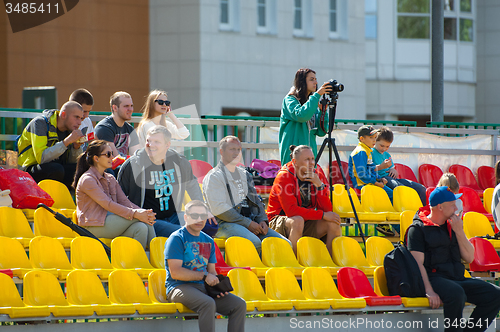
[267,145,341,255]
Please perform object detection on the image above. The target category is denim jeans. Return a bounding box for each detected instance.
[215,222,291,253]
[153,213,182,238]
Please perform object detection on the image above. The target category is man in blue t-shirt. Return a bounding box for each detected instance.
[165,200,246,332]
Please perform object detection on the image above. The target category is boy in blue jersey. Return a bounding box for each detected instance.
[164,200,246,332]
[372,126,426,206]
[348,125,395,236]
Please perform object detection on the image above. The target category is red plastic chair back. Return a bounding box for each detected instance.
[214,243,251,276]
[418,164,443,188]
[394,163,418,183]
[477,166,495,190]
[460,187,489,215]
[469,237,500,272]
[337,267,377,298]
[189,160,213,184]
[448,164,482,193]
[425,187,435,206]
[329,161,353,186]
[0,269,13,278]
[267,159,281,167]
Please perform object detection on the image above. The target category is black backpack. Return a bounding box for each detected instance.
[384,241,426,298]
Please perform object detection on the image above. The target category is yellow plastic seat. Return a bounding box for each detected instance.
[331,236,376,276]
[365,236,395,267]
[34,207,79,248]
[228,268,293,311]
[109,270,177,314]
[148,269,193,313]
[66,270,136,316]
[23,270,94,317]
[0,207,35,248]
[71,237,114,279]
[214,238,226,249]
[111,237,156,278]
[361,185,400,221]
[400,210,417,242]
[332,184,387,222]
[149,236,168,269]
[0,236,35,278]
[38,179,76,218]
[463,212,500,249]
[302,267,366,309]
[29,236,74,280]
[0,271,51,318]
[393,186,423,213]
[297,237,339,276]
[21,209,35,221]
[261,237,304,277]
[225,236,269,277]
[373,266,429,307]
[265,268,330,310]
[483,188,494,213]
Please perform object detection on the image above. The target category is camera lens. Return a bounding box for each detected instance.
[328,79,344,93]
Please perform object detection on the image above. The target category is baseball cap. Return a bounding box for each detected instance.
[357,125,379,138]
[429,186,463,207]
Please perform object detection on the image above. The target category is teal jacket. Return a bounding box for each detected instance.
[279,93,327,165]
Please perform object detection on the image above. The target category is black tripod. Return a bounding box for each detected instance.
[315,92,366,246]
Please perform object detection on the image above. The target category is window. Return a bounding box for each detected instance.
[294,0,302,31]
[329,0,337,33]
[220,0,240,31]
[256,0,277,34]
[293,0,313,38]
[397,0,430,39]
[397,0,473,41]
[365,0,377,39]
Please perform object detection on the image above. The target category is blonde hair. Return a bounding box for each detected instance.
[137,90,168,135]
[109,91,131,112]
[437,172,460,193]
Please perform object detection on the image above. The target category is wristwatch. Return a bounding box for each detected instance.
[202,271,208,281]
[317,183,326,191]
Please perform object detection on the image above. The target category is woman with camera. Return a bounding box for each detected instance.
[132,89,190,153]
[279,68,333,165]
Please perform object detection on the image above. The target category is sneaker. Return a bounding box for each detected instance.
[376,224,395,237]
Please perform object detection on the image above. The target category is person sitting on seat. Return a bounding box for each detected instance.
[74,139,156,249]
[267,145,341,255]
[203,135,288,252]
[17,101,84,188]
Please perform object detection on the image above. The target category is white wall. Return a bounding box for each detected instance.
[476,0,500,123]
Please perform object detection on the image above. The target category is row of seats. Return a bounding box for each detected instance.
[1,264,428,320]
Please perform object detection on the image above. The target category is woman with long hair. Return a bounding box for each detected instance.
[279,68,333,165]
[134,89,189,151]
[73,140,156,249]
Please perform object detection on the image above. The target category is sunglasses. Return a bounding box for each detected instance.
[155,100,171,106]
[100,151,113,158]
[187,213,208,220]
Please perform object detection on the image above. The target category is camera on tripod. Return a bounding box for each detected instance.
[328,79,344,95]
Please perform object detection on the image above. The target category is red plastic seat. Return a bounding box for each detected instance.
[0,269,13,278]
[214,243,251,276]
[477,166,496,190]
[394,163,418,183]
[418,164,443,188]
[255,185,272,195]
[448,164,483,197]
[460,187,493,221]
[329,161,360,195]
[336,267,402,306]
[469,237,500,272]
[425,187,435,206]
[267,159,281,167]
[189,159,213,184]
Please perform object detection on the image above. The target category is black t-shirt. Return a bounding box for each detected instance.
[298,179,312,208]
[230,170,251,217]
[407,222,448,253]
[94,116,138,157]
[143,163,177,219]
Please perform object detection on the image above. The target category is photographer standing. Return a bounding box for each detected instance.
[279,68,333,165]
